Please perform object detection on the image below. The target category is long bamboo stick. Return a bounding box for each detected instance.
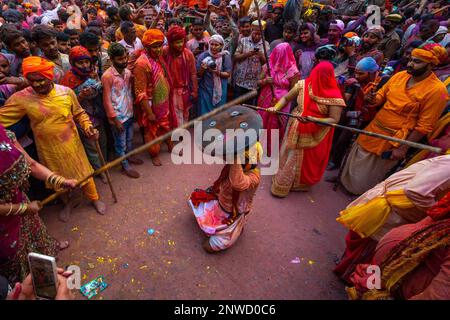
[40,91,258,206]
[242,104,443,154]
[253,0,275,98]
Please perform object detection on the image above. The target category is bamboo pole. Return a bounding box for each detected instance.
[40,91,258,206]
[242,104,444,154]
[253,0,275,98]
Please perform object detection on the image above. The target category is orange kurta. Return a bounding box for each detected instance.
[358,71,449,156]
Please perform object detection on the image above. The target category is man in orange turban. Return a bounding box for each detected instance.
[22,56,55,81]
[0,56,107,222]
[411,43,448,66]
[340,43,448,197]
[133,29,175,166]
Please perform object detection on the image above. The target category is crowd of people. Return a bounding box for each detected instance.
[0,0,449,300]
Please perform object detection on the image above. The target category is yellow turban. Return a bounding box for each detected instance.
[412,43,448,65]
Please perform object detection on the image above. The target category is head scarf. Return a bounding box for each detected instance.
[22,56,54,80]
[206,35,229,106]
[68,46,93,79]
[142,29,165,47]
[356,57,379,73]
[269,43,299,86]
[167,25,186,44]
[329,19,344,32]
[364,25,385,39]
[412,43,448,65]
[308,61,342,100]
[301,23,320,46]
[298,61,345,136]
[385,14,403,23]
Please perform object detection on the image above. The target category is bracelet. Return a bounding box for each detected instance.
[5,204,13,216]
[19,203,27,215]
[46,173,67,190]
[13,204,22,215]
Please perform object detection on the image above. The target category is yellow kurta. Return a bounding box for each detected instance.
[358,71,449,155]
[0,85,94,183]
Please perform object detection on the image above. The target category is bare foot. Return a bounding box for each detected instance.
[203,239,216,253]
[92,200,107,215]
[151,156,162,166]
[128,156,144,165]
[57,240,70,250]
[58,203,72,222]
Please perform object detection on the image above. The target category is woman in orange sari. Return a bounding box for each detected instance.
[269,47,346,197]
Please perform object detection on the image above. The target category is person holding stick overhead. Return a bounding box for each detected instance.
[268,45,346,197]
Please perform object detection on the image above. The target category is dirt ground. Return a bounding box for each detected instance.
[41,141,353,300]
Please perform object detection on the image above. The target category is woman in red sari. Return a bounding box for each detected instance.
[269,47,346,197]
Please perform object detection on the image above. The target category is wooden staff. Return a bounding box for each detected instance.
[432,4,450,15]
[94,140,118,203]
[253,0,275,98]
[242,104,444,154]
[40,91,259,207]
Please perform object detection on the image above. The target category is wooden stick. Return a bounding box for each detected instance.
[242,104,444,154]
[95,140,118,203]
[432,4,450,15]
[39,91,259,206]
[253,0,275,98]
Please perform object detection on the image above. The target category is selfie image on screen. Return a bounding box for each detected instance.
[29,256,57,299]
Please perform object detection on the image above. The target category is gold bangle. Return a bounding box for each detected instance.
[6,204,13,216]
[21,203,28,215]
[13,204,22,215]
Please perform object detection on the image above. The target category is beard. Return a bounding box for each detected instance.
[407,64,429,77]
[115,63,128,69]
[361,41,373,50]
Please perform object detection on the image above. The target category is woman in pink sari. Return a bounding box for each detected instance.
[257,43,300,155]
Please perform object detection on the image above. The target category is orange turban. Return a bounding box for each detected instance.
[22,56,55,80]
[142,29,165,47]
[411,43,448,66]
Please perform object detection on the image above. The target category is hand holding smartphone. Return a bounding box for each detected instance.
[28,253,58,300]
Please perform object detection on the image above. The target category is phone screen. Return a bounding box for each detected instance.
[28,254,57,299]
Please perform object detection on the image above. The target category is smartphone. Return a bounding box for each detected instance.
[28,253,58,300]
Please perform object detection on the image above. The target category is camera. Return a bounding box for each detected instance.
[253,46,259,52]
[203,56,217,69]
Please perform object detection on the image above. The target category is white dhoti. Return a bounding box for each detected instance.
[340,143,398,195]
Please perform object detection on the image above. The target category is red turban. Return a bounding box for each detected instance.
[69,46,92,65]
[142,29,165,47]
[22,56,55,80]
[167,25,186,44]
